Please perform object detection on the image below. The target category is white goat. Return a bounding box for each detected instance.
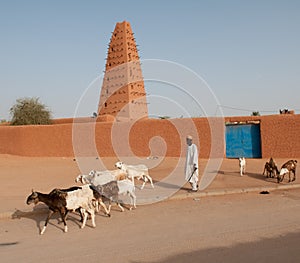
[115,161,154,189]
[95,179,136,214]
[239,157,246,176]
[76,169,126,185]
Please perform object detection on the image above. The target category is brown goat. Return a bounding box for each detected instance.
[263,157,279,178]
[277,160,297,183]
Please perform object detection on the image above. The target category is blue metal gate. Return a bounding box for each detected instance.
[225,124,262,158]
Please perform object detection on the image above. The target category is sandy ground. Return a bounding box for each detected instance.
[0,155,300,262]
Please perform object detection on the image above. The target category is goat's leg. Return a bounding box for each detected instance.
[107,204,112,214]
[99,200,111,217]
[76,208,83,222]
[140,175,150,189]
[267,168,272,178]
[117,201,125,212]
[114,195,124,212]
[129,192,137,210]
[60,211,68,233]
[91,211,96,228]
[280,173,285,182]
[292,170,296,182]
[140,180,146,190]
[147,175,154,188]
[277,174,281,183]
[87,209,96,228]
[40,210,54,235]
[112,194,124,212]
[64,210,73,223]
[267,170,270,178]
[80,208,88,229]
[129,175,135,184]
[290,170,295,182]
[290,171,296,182]
[58,210,70,224]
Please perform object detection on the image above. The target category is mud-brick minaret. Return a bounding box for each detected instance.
[97,21,148,121]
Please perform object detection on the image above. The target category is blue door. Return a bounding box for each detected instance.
[226,124,262,158]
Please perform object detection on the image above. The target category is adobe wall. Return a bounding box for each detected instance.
[0,115,299,158]
[0,124,74,156]
[0,118,223,158]
[261,115,300,158]
[225,114,300,158]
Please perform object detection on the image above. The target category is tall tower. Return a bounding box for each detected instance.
[97,21,148,121]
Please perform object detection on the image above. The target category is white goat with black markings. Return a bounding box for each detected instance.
[115,161,154,189]
[75,170,127,216]
[26,184,100,235]
[95,179,136,214]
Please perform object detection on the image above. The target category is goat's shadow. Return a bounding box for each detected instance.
[245,171,279,184]
[153,179,184,190]
[131,179,187,192]
[216,170,244,177]
[217,170,279,184]
[11,204,84,234]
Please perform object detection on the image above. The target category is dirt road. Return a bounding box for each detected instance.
[1,189,300,263]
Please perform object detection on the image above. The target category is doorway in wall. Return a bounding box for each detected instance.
[225,123,262,158]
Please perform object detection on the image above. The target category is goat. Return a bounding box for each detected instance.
[95,179,136,213]
[115,161,154,189]
[75,169,126,186]
[26,184,99,234]
[263,157,279,178]
[263,162,272,178]
[75,170,127,216]
[277,160,297,183]
[49,186,84,222]
[238,157,246,176]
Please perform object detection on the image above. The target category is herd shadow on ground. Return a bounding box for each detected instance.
[10,203,114,234]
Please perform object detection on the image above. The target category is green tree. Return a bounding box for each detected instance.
[10,97,52,125]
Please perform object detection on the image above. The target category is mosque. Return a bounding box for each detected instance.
[97,21,148,121]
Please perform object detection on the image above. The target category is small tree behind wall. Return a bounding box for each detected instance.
[251,111,260,116]
[10,97,52,125]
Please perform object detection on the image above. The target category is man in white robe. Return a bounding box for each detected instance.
[184,135,199,191]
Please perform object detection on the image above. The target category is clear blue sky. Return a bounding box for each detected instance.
[1,0,299,120]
